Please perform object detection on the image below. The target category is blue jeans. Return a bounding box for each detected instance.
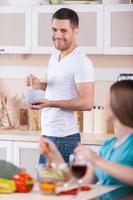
[39,133,81,164]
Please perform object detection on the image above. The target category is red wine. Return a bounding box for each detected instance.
[71,165,87,179]
[32,102,41,105]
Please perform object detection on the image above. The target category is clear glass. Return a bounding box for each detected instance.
[36,164,57,195]
[36,163,70,195]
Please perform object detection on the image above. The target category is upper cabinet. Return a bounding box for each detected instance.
[0,6,31,54]
[104,4,133,55]
[0,4,133,54]
[32,5,103,54]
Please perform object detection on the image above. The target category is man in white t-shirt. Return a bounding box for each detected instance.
[27,8,94,164]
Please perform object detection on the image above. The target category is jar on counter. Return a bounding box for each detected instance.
[75,111,83,133]
[83,110,94,134]
[19,98,29,130]
[93,106,107,135]
[31,110,41,131]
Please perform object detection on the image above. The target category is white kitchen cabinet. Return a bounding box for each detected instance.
[32,4,103,54]
[0,4,132,55]
[13,141,39,178]
[0,140,13,162]
[0,6,31,54]
[104,4,133,55]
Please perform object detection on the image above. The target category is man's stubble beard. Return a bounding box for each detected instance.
[53,38,72,51]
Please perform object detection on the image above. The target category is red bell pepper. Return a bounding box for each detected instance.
[13,172,34,193]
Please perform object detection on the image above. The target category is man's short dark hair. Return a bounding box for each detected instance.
[52,8,79,28]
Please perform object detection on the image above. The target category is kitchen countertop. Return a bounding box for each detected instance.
[0,129,40,142]
[0,129,114,145]
[0,184,118,200]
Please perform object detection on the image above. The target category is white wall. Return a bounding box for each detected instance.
[0,54,133,102]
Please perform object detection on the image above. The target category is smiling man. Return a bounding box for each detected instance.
[27,8,95,164]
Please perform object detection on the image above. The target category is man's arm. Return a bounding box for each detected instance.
[29,82,94,111]
[50,82,94,111]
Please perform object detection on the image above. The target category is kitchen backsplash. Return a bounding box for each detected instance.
[0,54,133,133]
[0,80,113,133]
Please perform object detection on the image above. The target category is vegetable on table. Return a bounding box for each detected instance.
[0,160,21,179]
[0,178,16,193]
[13,172,34,193]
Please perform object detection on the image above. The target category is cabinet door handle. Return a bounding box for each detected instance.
[0,49,5,52]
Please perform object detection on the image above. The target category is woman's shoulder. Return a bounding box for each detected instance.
[128,133,133,141]
[103,136,117,147]
[100,133,133,154]
[99,136,117,155]
[124,133,133,149]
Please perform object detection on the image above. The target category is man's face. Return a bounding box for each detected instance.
[51,18,78,51]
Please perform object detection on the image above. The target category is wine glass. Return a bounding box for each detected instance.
[70,154,88,195]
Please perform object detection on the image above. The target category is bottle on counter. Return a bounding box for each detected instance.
[83,109,94,134]
[75,111,83,133]
[30,110,41,131]
[19,97,29,130]
[93,106,107,135]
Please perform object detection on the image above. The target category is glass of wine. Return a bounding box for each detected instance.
[70,154,88,195]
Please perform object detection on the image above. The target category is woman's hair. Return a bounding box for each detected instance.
[52,8,79,29]
[110,80,133,128]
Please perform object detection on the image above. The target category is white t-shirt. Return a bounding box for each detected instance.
[41,47,94,137]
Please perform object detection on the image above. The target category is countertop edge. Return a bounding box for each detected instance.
[0,130,114,145]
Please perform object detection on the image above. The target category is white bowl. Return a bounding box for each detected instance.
[24,87,45,103]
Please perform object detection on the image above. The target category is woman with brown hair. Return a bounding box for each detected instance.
[40,80,133,187]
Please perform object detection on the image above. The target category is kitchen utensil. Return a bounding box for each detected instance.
[0,93,13,128]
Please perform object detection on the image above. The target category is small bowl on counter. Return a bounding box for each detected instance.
[36,164,71,195]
